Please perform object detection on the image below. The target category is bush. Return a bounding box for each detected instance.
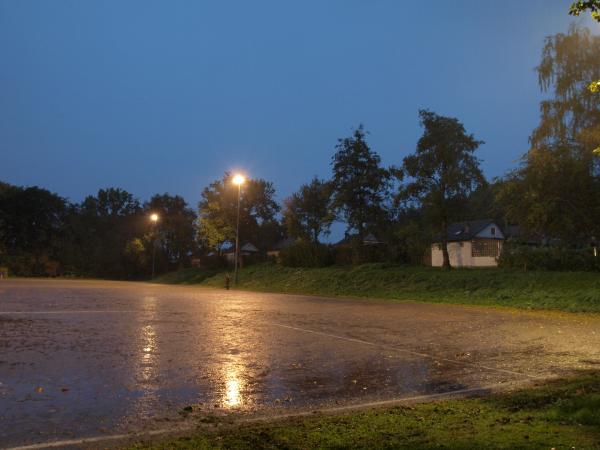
[498,244,600,272]
[200,254,228,269]
[280,241,334,267]
[3,253,61,277]
[240,253,264,267]
[334,237,397,265]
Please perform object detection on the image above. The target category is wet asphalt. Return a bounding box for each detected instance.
[1,279,599,448]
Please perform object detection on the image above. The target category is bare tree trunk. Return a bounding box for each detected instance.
[441,220,451,270]
[442,239,451,270]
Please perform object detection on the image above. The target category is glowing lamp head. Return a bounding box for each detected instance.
[232,174,246,186]
[150,213,159,223]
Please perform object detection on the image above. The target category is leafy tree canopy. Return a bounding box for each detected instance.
[569,1,600,23]
[532,24,600,153]
[81,187,141,217]
[144,193,197,269]
[198,173,279,251]
[283,177,333,243]
[400,110,484,268]
[0,183,67,255]
[496,26,600,243]
[331,125,391,240]
[496,144,600,243]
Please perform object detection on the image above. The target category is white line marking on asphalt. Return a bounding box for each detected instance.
[0,310,137,314]
[3,382,526,450]
[4,428,172,450]
[242,382,516,418]
[272,323,543,380]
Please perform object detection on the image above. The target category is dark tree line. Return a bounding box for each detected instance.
[0,185,197,278]
[194,112,486,269]
[278,25,600,267]
[2,24,599,276]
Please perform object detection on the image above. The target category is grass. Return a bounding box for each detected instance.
[156,263,600,313]
[130,372,600,449]
[154,267,220,285]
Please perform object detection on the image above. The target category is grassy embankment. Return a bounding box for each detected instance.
[156,263,600,313]
[131,372,600,449]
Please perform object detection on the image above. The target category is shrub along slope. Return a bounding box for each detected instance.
[157,263,600,313]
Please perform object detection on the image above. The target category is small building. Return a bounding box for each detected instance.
[431,219,504,268]
[363,233,385,246]
[223,242,260,264]
[334,233,385,247]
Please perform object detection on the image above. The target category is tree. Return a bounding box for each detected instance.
[330,126,391,241]
[283,177,333,243]
[496,145,600,243]
[0,182,68,275]
[569,2,600,154]
[198,173,280,252]
[401,110,484,269]
[533,24,600,155]
[570,1,600,24]
[75,188,143,278]
[570,2,600,90]
[144,193,197,272]
[81,187,141,217]
[497,26,600,242]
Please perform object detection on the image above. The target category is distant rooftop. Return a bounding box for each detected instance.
[434,219,500,242]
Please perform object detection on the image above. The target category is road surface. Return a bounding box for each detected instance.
[1,279,599,448]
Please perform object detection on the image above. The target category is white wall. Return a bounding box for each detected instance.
[431,240,502,267]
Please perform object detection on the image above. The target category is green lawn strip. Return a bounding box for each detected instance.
[154,267,220,285]
[130,372,600,449]
[158,264,600,313]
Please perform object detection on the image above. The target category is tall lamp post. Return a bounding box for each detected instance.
[150,213,159,278]
[232,174,245,284]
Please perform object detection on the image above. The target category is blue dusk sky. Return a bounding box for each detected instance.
[1,1,598,210]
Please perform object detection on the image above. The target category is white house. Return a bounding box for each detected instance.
[431,219,505,268]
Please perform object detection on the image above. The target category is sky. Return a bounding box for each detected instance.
[1,1,599,213]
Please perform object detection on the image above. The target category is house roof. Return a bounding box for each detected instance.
[434,219,501,242]
[363,233,384,245]
[222,242,260,254]
[241,243,259,253]
[335,233,385,246]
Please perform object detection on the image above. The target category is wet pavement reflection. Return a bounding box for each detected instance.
[1,279,599,448]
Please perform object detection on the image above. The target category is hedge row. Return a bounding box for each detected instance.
[498,244,600,272]
[279,240,394,267]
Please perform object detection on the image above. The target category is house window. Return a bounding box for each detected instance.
[472,240,499,257]
[491,227,496,236]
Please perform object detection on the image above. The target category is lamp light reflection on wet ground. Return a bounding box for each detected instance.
[3,280,600,449]
[225,376,242,407]
[221,354,246,407]
[133,296,159,416]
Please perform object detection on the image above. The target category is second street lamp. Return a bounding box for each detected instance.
[150,213,159,279]
[232,174,245,284]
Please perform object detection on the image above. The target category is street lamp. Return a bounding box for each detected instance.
[232,174,245,284]
[150,213,159,278]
